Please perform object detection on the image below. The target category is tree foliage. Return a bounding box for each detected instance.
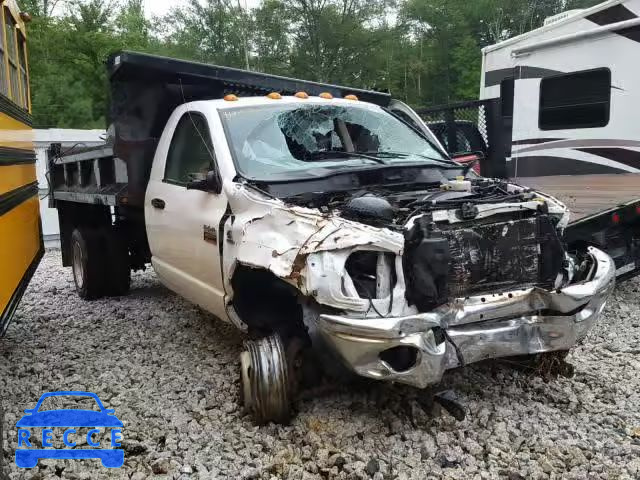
[23,0,602,128]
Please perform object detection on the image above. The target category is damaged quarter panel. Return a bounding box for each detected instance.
[223,181,410,315]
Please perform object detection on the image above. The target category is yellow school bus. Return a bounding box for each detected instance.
[0,0,42,335]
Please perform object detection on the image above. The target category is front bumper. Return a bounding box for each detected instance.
[316,247,615,388]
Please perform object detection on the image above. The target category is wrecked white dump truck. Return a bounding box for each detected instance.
[43,52,615,424]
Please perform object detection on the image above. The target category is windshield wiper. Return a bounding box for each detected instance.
[304,151,387,165]
[357,150,461,167]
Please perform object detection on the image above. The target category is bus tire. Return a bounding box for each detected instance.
[71,227,105,300]
[104,227,131,297]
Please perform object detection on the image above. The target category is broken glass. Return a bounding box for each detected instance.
[220,102,450,181]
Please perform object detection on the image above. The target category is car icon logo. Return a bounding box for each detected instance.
[15,391,124,468]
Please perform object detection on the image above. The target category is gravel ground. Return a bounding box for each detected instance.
[1,249,640,480]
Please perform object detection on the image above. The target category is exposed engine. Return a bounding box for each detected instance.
[287,178,572,311]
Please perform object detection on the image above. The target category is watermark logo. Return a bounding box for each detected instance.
[15,391,123,468]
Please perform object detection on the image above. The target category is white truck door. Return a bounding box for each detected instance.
[145,109,228,320]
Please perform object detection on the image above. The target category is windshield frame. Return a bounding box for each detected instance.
[218,101,456,183]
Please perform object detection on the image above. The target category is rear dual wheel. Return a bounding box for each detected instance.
[71,227,131,300]
[71,228,105,300]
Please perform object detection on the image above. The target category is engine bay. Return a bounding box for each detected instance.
[282,177,577,311]
[282,178,565,228]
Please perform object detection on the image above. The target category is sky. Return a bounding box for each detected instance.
[143,0,260,18]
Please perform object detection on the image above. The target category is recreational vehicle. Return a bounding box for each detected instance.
[423,0,640,280]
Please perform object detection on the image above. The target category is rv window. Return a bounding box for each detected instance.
[500,78,514,118]
[539,68,610,130]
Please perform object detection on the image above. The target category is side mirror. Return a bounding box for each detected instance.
[104,408,116,415]
[186,170,222,193]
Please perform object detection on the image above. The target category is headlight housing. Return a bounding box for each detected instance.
[344,251,396,300]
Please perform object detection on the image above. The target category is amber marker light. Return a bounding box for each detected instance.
[294,91,309,99]
[224,94,239,101]
[267,92,282,99]
[344,94,359,101]
[319,92,333,99]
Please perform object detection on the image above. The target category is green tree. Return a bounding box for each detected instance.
[283,0,389,86]
[23,0,607,128]
[27,0,157,127]
[252,0,291,75]
[163,0,251,68]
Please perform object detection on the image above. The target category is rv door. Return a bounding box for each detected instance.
[0,160,44,336]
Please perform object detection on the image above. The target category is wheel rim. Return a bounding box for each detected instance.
[240,334,291,424]
[239,351,252,411]
[72,239,85,289]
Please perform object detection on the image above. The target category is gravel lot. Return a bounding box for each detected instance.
[1,249,640,480]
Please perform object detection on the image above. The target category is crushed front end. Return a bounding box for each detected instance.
[298,179,616,388]
[316,245,614,387]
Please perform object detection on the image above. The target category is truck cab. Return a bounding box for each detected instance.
[143,95,453,322]
[47,52,616,424]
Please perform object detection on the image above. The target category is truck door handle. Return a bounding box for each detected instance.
[151,198,165,209]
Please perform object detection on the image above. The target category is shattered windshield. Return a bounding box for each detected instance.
[219,102,451,181]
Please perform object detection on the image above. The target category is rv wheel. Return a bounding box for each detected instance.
[240,333,294,424]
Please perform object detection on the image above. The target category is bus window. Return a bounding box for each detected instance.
[17,32,27,109]
[0,10,7,97]
[4,7,20,106]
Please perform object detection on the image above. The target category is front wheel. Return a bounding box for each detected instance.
[240,334,294,424]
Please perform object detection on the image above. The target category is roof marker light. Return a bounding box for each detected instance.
[224,94,238,101]
[344,94,359,101]
[612,212,621,224]
[319,92,333,99]
[267,92,282,99]
[294,91,309,99]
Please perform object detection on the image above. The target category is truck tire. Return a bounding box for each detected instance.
[239,333,293,424]
[71,227,106,300]
[103,227,131,297]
